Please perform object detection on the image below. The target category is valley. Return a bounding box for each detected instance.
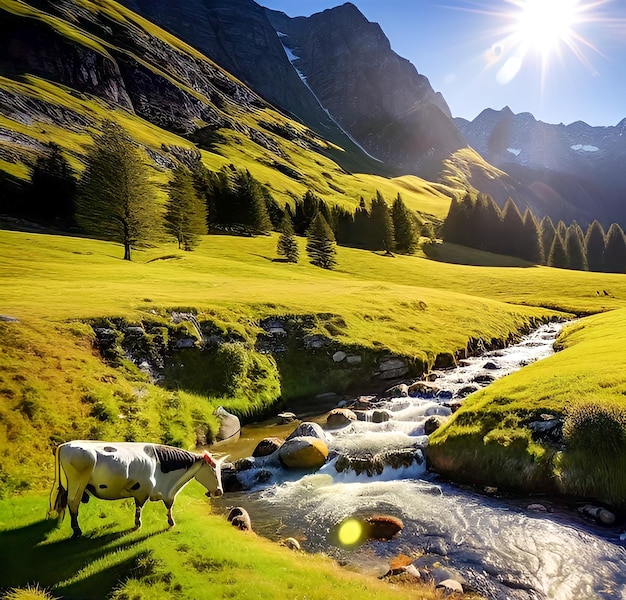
[2,0,626,599]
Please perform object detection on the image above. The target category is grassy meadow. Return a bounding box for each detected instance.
[1,487,458,600]
[3,224,626,597]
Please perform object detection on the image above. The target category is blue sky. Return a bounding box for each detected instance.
[261,1,626,127]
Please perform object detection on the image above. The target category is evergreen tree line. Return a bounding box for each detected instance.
[443,193,626,273]
[16,121,423,264]
[286,190,421,254]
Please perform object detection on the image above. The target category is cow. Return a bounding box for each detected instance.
[48,440,227,537]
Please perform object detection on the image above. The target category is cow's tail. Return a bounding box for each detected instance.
[48,444,67,522]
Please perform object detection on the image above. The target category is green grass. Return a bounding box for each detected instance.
[0,489,448,600]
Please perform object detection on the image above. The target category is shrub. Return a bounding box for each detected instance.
[563,402,626,454]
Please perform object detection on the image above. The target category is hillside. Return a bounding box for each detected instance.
[0,0,449,218]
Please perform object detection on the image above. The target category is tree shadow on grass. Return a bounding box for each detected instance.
[0,519,167,599]
[423,241,535,267]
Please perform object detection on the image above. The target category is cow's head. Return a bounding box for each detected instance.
[195,452,228,497]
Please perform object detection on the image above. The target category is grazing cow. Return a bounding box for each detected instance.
[48,441,227,537]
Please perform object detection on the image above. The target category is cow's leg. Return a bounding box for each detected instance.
[165,499,175,528]
[68,500,82,538]
[134,497,147,530]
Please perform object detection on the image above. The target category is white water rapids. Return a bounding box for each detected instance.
[215,323,626,600]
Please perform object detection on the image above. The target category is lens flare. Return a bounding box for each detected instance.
[337,518,363,546]
[466,0,617,86]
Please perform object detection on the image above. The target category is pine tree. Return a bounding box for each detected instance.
[391,193,418,254]
[231,170,272,234]
[442,193,473,246]
[28,142,77,228]
[353,197,371,248]
[585,220,606,272]
[604,223,626,273]
[293,190,321,234]
[306,212,337,269]
[75,120,161,261]
[565,222,588,270]
[500,198,525,258]
[474,194,502,253]
[276,213,299,263]
[369,191,395,252]
[540,216,556,265]
[164,166,208,250]
[548,233,568,269]
[520,209,544,263]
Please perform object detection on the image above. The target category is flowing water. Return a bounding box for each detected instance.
[213,323,626,600]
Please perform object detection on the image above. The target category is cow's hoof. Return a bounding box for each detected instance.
[72,530,82,539]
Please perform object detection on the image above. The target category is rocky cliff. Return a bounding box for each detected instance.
[265,3,466,176]
[118,0,386,173]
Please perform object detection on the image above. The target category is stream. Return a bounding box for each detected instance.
[213,323,626,600]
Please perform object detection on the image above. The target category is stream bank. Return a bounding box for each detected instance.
[212,322,626,600]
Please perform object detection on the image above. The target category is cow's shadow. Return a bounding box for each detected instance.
[0,517,167,599]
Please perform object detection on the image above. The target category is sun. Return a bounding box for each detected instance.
[514,0,579,54]
[478,0,607,85]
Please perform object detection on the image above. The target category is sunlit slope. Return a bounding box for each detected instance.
[0,0,450,215]
[0,230,564,358]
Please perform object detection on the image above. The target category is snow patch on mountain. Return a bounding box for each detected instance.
[571,144,599,153]
[507,148,521,156]
[278,38,382,163]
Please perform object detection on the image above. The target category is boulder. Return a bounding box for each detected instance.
[277,412,297,424]
[364,515,403,540]
[527,503,548,512]
[287,422,330,443]
[436,579,463,594]
[215,406,241,441]
[578,504,616,525]
[385,383,409,398]
[473,373,495,384]
[304,334,327,349]
[483,361,500,370]
[372,409,391,423]
[346,355,362,365]
[353,396,374,410]
[456,384,479,398]
[278,436,329,470]
[0,315,19,323]
[252,437,284,457]
[326,408,357,428]
[234,457,255,471]
[174,337,196,349]
[280,537,301,551]
[332,350,347,362]
[408,381,439,398]
[424,415,448,435]
[377,358,409,380]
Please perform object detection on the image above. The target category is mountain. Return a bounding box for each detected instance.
[264,3,466,176]
[117,0,466,177]
[0,0,450,219]
[117,0,385,174]
[456,107,626,226]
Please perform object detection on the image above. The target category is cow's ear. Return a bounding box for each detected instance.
[203,452,216,467]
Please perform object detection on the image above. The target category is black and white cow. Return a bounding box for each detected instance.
[48,441,227,537]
